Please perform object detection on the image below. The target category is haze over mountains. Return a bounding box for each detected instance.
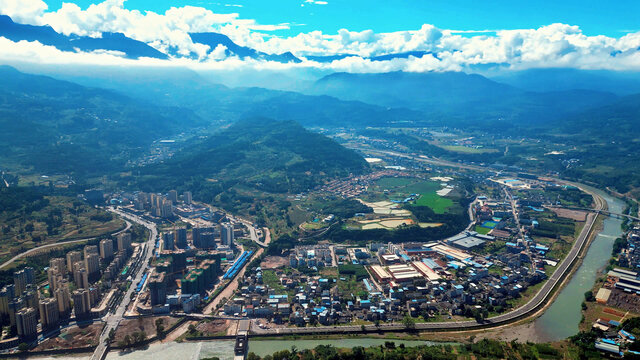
[2,11,640,194]
[0,15,457,65]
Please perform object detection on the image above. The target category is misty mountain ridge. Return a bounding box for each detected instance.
[309,70,620,124]
[0,15,167,60]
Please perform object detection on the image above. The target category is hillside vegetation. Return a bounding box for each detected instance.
[133,118,369,200]
[0,66,204,177]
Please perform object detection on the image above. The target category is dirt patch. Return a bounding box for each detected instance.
[551,208,587,222]
[261,256,288,269]
[34,323,103,351]
[196,319,229,336]
[606,290,640,313]
[114,316,179,342]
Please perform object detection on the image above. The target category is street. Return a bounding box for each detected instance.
[90,208,158,360]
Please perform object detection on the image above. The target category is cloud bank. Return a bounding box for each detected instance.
[1,0,640,72]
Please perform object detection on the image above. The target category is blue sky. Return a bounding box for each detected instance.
[40,0,640,37]
[2,0,640,72]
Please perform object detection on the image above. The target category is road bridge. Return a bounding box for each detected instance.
[548,205,640,222]
[250,147,607,337]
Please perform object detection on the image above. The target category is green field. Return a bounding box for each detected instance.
[369,177,454,214]
[475,225,492,235]
[414,192,453,214]
[375,177,415,188]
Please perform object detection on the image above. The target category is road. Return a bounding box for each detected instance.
[201,230,272,315]
[252,190,603,336]
[90,208,158,360]
[503,186,535,272]
[0,221,131,270]
[250,147,606,336]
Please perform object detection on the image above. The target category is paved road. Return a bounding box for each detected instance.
[91,208,158,360]
[252,191,603,336]
[251,148,606,336]
[0,220,131,270]
[553,206,640,222]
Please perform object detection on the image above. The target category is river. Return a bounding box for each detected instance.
[30,339,444,360]
[33,188,625,359]
[530,187,625,341]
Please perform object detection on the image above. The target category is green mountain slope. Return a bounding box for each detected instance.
[310,71,619,125]
[0,66,205,176]
[135,118,369,197]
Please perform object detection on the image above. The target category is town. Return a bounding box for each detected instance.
[0,158,638,359]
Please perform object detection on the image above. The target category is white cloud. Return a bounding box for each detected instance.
[2,0,640,73]
[0,0,47,24]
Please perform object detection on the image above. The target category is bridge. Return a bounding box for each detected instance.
[234,319,250,360]
[549,205,640,222]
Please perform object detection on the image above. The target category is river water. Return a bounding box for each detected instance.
[529,187,625,341]
[35,188,625,359]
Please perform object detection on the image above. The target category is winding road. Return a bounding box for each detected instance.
[0,220,131,270]
[251,149,607,336]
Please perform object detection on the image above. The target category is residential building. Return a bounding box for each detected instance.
[72,289,91,319]
[149,272,167,306]
[168,190,178,204]
[73,266,89,289]
[176,228,187,249]
[16,307,38,340]
[39,297,60,330]
[117,233,132,253]
[99,238,114,260]
[55,282,71,317]
[85,253,101,280]
[221,223,234,247]
[13,267,35,295]
[66,251,82,273]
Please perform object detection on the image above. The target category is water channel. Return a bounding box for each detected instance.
[38,186,626,359]
[529,187,625,341]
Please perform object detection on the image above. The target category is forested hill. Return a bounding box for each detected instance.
[0,65,204,176]
[134,118,369,198]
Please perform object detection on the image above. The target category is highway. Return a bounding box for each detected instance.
[90,208,158,360]
[0,220,131,270]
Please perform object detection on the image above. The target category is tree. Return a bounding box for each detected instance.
[120,334,132,348]
[155,318,165,337]
[107,328,116,343]
[188,323,197,334]
[17,343,29,352]
[584,290,595,302]
[402,315,416,330]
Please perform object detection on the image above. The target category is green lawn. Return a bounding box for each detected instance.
[414,192,453,214]
[262,270,285,292]
[375,177,415,189]
[475,225,492,235]
[368,177,454,214]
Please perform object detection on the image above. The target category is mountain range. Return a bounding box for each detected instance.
[0,65,204,175]
[0,15,167,60]
[308,71,620,125]
[0,15,460,64]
